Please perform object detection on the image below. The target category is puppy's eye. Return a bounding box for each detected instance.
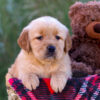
[36,36,43,40]
[56,35,61,40]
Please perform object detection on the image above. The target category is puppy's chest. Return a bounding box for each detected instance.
[34,64,58,78]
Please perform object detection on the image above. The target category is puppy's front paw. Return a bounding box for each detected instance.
[21,74,39,90]
[50,74,67,93]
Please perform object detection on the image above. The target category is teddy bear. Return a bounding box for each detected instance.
[68,1,100,77]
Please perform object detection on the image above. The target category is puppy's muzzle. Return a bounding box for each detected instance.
[46,45,56,57]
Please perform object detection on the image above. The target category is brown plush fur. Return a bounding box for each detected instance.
[68,1,100,77]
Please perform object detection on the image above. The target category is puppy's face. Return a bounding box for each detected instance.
[18,16,71,62]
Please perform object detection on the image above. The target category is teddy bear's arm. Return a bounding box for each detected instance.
[71,61,93,77]
[95,69,100,74]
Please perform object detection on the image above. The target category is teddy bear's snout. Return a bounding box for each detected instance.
[94,23,100,33]
[86,21,100,39]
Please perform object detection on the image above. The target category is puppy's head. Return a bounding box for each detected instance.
[18,16,71,62]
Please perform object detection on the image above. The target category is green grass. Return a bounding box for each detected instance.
[0,0,96,99]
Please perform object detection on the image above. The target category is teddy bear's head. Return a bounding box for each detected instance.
[69,1,100,39]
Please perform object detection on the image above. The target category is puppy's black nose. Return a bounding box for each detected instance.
[47,45,56,53]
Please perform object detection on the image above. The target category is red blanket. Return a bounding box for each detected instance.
[9,74,100,100]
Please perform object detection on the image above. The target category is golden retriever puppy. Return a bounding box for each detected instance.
[6,16,72,93]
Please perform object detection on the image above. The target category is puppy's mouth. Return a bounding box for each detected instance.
[45,52,56,58]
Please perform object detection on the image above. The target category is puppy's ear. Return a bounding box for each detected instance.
[64,33,72,53]
[17,28,31,53]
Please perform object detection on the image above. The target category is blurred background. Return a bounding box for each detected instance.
[0,0,98,99]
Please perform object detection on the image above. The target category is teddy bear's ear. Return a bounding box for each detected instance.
[69,2,83,19]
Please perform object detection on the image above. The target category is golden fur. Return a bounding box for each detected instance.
[6,16,72,94]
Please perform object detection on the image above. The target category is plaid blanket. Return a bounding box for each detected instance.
[9,74,100,100]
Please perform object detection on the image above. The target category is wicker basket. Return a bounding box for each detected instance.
[6,73,20,100]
